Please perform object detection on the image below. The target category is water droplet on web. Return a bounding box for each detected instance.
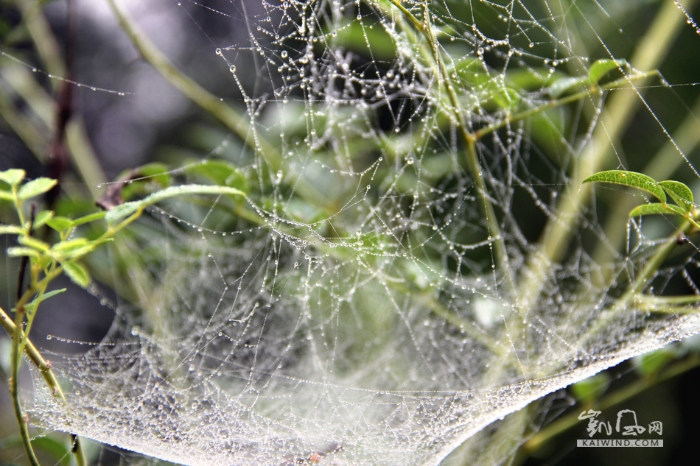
[230,65,236,73]
[281,51,288,59]
[215,48,222,56]
[46,335,52,340]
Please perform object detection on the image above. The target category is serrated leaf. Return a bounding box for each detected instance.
[588,59,626,85]
[583,170,666,202]
[0,169,25,186]
[549,76,587,98]
[105,184,247,223]
[0,225,23,235]
[658,180,694,212]
[18,235,51,251]
[18,178,57,200]
[7,247,40,258]
[629,202,686,217]
[25,288,67,312]
[46,216,74,232]
[34,210,54,228]
[62,261,91,287]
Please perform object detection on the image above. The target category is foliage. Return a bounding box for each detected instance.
[1,0,700,465]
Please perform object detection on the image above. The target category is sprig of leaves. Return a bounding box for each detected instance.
[0,167,250,466]
[582,170,699,230]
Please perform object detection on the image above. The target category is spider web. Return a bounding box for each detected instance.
[25,0,700,464]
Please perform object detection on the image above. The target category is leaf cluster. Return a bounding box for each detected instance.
[583,169,699,230]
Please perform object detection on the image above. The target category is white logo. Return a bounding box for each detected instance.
[576,409,663,447]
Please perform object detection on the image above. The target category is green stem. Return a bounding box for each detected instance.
[2,304,87,466]
[105,0,281,172]
[10,302,40,466]
[590,94,700,287]
[388,0,515,294]
[106,0,342,214]
[13,0,65,86]
[473,71,659,141]
[515,0,692,316]
[520,354,700,458]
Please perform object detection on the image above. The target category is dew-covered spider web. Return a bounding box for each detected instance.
[23,0,700,464]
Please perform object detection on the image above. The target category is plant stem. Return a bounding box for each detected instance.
[2,305,87,466]
[13,0,65,87]
[105,0,281,171]
[106,0,342,214]
[387,0,515,294]
[10,302,40,466]
[519,354,700,459]
[515,0,692,316]
[473,71,659,141]
[590,94,700,288]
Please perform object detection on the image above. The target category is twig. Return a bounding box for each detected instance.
[11,205,40,466]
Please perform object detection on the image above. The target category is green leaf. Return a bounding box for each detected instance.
[72,211,106,226]
[629,202,685,217]
[18,177,57,200]
[0,190,13,201]
[0,168,25,186]
[46,216,74,232]
[588,59,626,85]
[34,210,54,227]
[0,225,22,235]
[549,76,587,98]
[7,247,40,258]
[634,347,677,377]
[60,241,104,260]
[18,235,51,252]
[25,288,67,312]
[571,373,609,404]
[105,184,247,223]
[136,162,170,186]
[583,170,666,203]
[116,162,172,202]
[62,261,91,287]
[491,86,521,109]
[53,238,90,252]
[185,160,248,190]
[658,180,694,212]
